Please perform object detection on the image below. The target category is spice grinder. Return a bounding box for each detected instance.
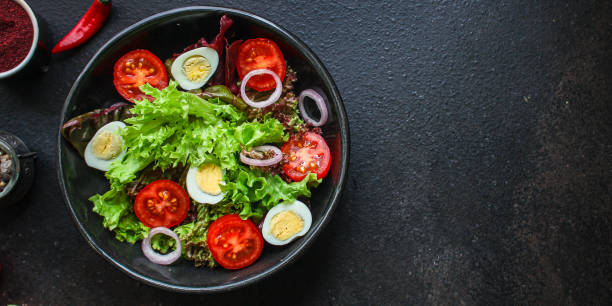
[0,131,36,208]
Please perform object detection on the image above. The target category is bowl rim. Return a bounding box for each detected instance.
[56,6,350,293]
[0,0,40,78]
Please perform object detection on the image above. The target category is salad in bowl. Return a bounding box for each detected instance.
[58,7,347,292]
[60,11,340,276]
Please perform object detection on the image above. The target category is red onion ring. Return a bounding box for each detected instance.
[240,69,282,108]
[141,227,182,265]
[299,89,329,126]
[240,145,282,167]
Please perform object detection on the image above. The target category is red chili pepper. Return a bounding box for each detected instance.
[51,0,111,54]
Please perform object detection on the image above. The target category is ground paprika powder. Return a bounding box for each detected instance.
[0,0,34,72]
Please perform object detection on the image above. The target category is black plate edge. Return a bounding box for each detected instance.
[56,6,350,293]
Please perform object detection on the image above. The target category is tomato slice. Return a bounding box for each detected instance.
[281,132,331,182]
[207,214,263,270]
[236,38,286,92]
[113,49,168,102]
[134,180,189,228]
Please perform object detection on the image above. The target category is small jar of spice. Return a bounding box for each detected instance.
[0,0,49,79]
[0,131,36,208]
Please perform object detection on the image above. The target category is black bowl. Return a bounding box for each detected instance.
[57,7,349,293]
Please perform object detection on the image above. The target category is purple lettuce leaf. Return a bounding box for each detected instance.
[61,103,134,157]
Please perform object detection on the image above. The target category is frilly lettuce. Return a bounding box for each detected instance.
[106,82,246,184]
[224,168,321,220]
[89,81,320,266]
[89,185,148,243]
[234,114,288,148]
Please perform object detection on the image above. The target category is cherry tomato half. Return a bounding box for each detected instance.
[281,132,331,182]
[113,49,168,102]
[206,214,263,270]
[134,180,189,228]
[237,38,286,92]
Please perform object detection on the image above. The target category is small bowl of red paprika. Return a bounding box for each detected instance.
[0,0,49,79]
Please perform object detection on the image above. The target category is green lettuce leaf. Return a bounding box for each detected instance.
[105,81,247,184]
[106,82,289,185]
[223,167,321,220]
[234,115,288,148]
[89,185,148,244]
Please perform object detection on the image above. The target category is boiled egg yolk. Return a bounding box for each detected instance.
[182,55,211,82]
[195,163,222,195]
[270,211,304,241]
[91,131,123,160]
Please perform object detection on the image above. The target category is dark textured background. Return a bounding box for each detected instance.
[1,0,611,304]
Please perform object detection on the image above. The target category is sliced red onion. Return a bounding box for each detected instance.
[240,145,282,167]
[299,89,329,126]
[240,69,282,108]
[141,227,182,265]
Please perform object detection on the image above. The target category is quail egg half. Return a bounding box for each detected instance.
[84,121,127,171]
[262,200,312,246]
[171,47,219,90]
[186,163,225,204]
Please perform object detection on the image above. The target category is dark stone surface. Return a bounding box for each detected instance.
[1,0,611,304]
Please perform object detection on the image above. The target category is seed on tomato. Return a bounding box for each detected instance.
[144,190,179,215]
